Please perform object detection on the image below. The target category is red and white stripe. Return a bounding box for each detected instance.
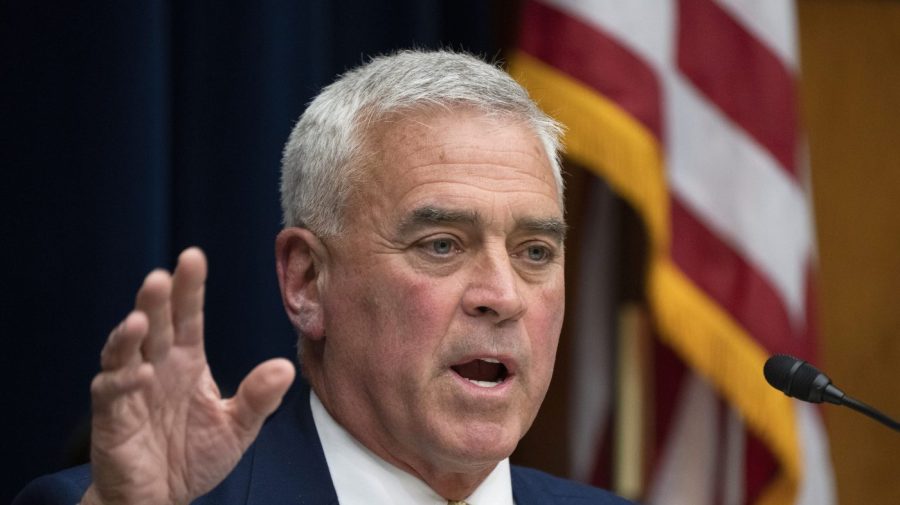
[525,0,836,503]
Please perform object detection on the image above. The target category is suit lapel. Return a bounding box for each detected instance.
[511,466,548,505]
[245,381,339,505]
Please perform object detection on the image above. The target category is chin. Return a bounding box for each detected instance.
[438,419,523,468]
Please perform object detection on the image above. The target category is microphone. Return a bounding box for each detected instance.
[763,354,900,433]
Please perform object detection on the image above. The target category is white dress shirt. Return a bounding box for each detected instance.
[311,392,515,505]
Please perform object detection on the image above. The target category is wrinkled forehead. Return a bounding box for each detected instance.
[329,108,563,244]
[355,107,561,199]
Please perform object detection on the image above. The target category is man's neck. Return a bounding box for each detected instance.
[309,388,514,504]
[306,370,500,499]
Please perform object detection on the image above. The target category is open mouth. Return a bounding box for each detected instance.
[451,358,509,388]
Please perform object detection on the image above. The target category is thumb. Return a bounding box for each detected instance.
[229,358,296,434]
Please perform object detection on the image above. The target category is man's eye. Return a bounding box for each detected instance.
[422,237,458,256]
[524,244,552,262]
[433,239,453,254]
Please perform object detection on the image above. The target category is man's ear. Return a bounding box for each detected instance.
[275,228,328,341]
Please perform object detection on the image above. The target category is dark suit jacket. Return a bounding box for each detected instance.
[14,381,631,504]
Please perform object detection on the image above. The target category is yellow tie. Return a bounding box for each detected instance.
[447,502,468,505]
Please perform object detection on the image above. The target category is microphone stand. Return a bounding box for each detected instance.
[841,395,900,432]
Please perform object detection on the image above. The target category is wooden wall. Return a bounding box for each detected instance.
[799,1,900,503]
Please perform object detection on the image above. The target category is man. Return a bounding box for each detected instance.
[15,50,630,505]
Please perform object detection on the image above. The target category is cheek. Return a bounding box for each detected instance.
[358,273,462,366]
[529,284,565,367]
[404,280,462,352]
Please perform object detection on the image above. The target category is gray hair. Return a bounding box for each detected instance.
[280,49,565,237]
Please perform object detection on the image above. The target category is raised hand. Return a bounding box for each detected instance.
[81,248,295,505]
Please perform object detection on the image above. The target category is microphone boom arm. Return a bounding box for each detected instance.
[842,394,900,432]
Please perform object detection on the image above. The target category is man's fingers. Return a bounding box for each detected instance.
[90,363,155,417]
[171,247,207,347]
[229,358,296,434]
[134,269,175,362]
[100,312,148,370]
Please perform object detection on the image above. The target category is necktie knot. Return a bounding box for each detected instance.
[447,501,469,505]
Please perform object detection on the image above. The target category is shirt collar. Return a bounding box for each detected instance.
[310,391,515,505]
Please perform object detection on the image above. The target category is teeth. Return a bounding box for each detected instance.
[481,358,500,364]
[467,379,501,388]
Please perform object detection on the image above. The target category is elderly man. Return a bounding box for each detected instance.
[15,50,630,505]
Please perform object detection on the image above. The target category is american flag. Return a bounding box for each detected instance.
[511,1,835,503]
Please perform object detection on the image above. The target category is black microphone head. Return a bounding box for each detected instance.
[763,354,799,392]
[763,354,831,403]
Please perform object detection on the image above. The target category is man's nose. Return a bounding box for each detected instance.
[461,247,526,323]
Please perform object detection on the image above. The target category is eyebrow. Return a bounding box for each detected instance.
[398,205,567,244]
[398,206,481,236]
[517,216,568,245]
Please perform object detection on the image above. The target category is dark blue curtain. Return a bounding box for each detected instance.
[1,1,497,499]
